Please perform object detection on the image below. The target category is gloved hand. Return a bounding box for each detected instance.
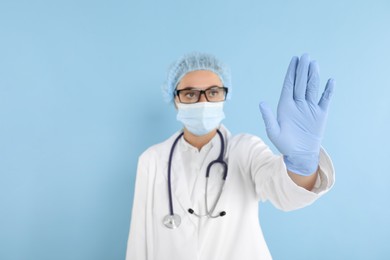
[259,54,335,176]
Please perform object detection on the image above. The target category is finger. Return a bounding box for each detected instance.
[318,78,335,111]
[294,53,310,102]
[259,102,280,140]
[280,56,299,101]
[306,60,320,104]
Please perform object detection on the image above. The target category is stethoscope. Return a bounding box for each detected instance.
[163,129,228,229]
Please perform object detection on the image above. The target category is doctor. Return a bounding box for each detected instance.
[126,52,335,260]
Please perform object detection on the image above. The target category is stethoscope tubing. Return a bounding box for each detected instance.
[167,132,184,216]
[166,129,227,228]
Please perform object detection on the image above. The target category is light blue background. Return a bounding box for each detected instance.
[1,0,389,259]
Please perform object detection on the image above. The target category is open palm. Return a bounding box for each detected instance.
[259,54,334,175]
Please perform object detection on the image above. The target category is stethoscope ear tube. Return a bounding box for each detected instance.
[188,208,226,218]
[206,160,228,180]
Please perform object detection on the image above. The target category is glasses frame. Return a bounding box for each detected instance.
[174,86,228,104]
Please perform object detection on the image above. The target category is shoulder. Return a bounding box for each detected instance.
[219,125,264,145]
[228,132,267,150]
[219,125,269,152]
[226,130,275,164]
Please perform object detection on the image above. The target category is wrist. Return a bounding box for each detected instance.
[283,153,319,176]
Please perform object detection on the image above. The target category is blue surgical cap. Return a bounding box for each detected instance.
[162,52,232,103]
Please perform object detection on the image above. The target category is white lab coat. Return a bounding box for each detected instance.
[126,125,334,260]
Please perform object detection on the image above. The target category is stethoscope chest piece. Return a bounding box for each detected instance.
[163,214,181,229]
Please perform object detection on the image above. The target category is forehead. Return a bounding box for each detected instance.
[177,70,222,89]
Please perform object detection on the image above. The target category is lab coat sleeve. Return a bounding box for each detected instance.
[234,134,335,211]
[125,151,154,260]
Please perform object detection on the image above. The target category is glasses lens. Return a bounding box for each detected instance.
[178,89,200,103]
[205,87,226,102]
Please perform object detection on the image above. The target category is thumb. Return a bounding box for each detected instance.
[259,102,280,139]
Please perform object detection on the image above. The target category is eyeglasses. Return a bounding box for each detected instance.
[174,86,228,104]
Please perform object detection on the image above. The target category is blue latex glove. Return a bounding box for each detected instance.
[259,54,335,176]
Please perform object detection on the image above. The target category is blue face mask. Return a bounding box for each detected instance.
[176,102,225,136]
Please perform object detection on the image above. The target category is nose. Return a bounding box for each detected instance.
[198,92,208,102]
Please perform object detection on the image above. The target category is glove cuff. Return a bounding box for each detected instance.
[283,153,319,176]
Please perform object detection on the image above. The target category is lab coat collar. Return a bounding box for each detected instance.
[178,124,230,153]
